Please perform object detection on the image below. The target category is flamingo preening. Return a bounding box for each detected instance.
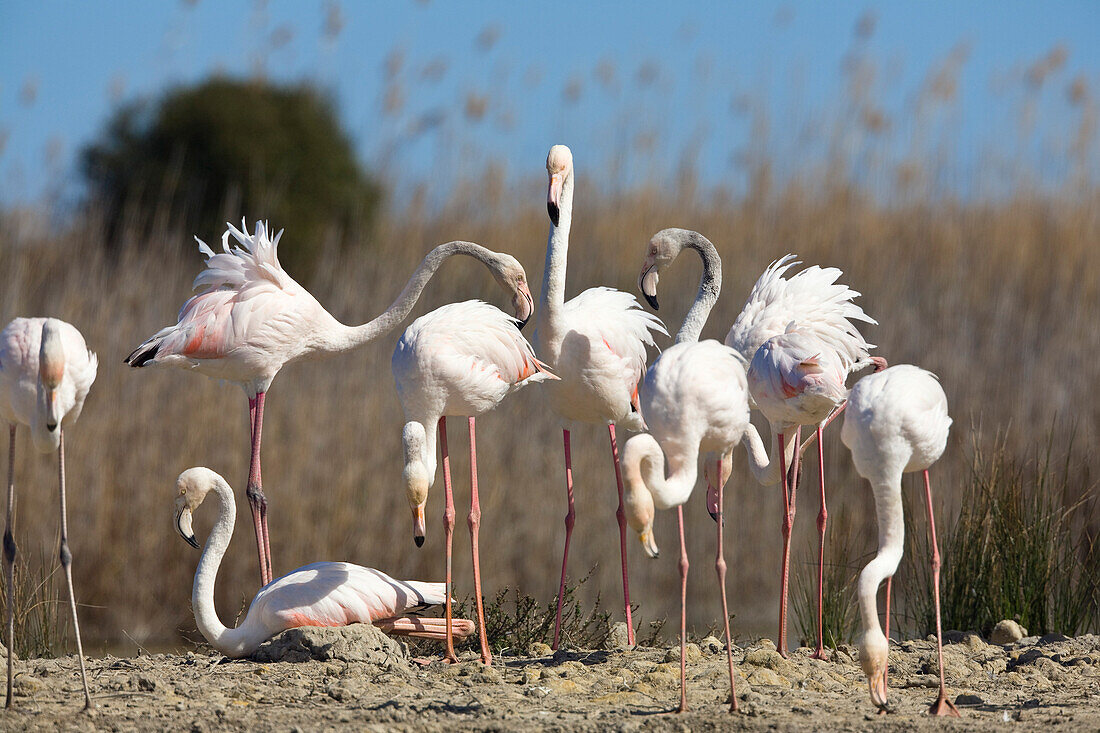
[0,318,97,710]
[535,146,667,648]
[392,300,555,664]
[127,221,534,587]
[623,229,790,712]
[173,467,475,658]
[840,365,958,716]
[730,256,878,658]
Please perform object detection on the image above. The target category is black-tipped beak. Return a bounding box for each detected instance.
[414,535,425,548]
[709,511,719,523]
[517,315,530,331]
[46,422,58,432]
[547,201,560,227]
[183,532,199,549]
[176,507,200,549]
[651,550,659,559]
[643,292,659,311]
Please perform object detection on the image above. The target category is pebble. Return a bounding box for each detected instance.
[990,620,1027,645]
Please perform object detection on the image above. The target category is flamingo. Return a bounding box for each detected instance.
[840,365,958,716]
[0,317,97,710]
[536,145,667,648]
[392,300,556,664]
[726,256,878,658]
[127,221,534,587]
[623,228,790,712]
[173,467,476,659]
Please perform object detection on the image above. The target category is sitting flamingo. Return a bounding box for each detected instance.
[841,365,958,716]
[173,467,474,659]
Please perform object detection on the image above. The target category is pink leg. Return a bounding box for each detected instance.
[676,506,689,713]
[811,425,828,659]
[924,470,959,717]
[467,418,492,666]
[608,423,636,647]
[778,427,802,658]
[552,429,575,650]
[246,393,272,586]
[439,417,458,664]
[714,456,738,713]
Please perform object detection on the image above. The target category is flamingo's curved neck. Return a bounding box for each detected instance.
[402,419,439,488]
[627,433,700,511]
[192,479,259,658]
[740,423,797,486]
[674,232,722,345]
[536,171,575,360]
[318,241,507,353]
[857,475,905,645]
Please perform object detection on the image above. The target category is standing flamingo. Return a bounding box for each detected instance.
[725,256,878,658]
[536,146,667,648]
[173,467,475,658]
[840,365,958,716]
[393,300,555,664]
[0,318,96,710]
[127,221,534,586]
[623,228,790,712]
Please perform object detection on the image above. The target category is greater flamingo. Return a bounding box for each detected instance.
[840,365,958,716]
[623,228,789,712]
[536,145,667,648]
[127,221,534,587]
[729,256,878,658]
[0,318,97,710]
[393,300,555,664]
[173,467,475,659]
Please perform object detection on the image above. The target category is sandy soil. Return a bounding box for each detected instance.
[3,625,1098,731]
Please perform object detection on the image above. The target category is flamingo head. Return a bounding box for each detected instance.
[638,228,690,311]
[36,320,66,439]
[491,254,534,329]
[621,437,660,559]
[401,422,431,546]
[701,450,734,522]
[546,145,573,226]
[174,467,223,549]
[860,627,890,711]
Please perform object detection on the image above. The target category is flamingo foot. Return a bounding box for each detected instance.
[810,647,828,660]
[929,692,960,717]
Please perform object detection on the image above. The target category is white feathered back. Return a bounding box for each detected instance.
[726,254,876,372]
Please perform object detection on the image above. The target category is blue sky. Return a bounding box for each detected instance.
[2,1,1098,205]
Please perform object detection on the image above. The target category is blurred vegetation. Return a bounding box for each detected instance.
[901,431,1100,638]
[792,509,862,648]
[80,76,382,278]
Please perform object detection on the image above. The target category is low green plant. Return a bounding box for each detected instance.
[0,550,71,660]
[792,508,862,649]
[902,430,1099,638]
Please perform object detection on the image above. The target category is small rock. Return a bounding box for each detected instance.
[527,642,552,657]
[602,622,631,650]
[136,674,157,691]
[1039,633,1070,645]
[942,630,968,644]
[962,633,986,652]
[663,643,701,664]
[990,620,1027,645]
[699,636,723,654]
[743,648,786,670]
[955,693,984,705]
[755,638,777,652]
[12,676,40,696]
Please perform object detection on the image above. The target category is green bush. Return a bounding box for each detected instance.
[80,76,382,278]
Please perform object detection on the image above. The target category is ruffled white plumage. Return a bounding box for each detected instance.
[726,254,875,371]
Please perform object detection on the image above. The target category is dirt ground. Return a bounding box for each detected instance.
[2,625,1098,731]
